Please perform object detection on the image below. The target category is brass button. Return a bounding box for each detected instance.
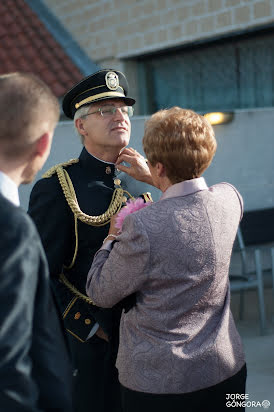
[105,166,111,174]
[74,312,81,320]
[85,318,91,325]
[122,196,127,203]
[114,178,121,186]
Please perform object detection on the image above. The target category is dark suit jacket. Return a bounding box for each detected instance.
[0,193,73,411]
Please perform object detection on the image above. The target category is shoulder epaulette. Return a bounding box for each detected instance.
[42,158,79,178]
[141,192,153,203]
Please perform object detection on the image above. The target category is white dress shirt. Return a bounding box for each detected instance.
[0,171,20,206]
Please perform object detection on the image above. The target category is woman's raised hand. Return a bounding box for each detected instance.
[116,147,153,186]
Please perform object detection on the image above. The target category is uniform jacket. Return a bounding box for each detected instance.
[28,147,151,342]
[0,193,73,411]
[87,178,246,394]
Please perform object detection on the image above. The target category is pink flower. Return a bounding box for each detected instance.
[115,198,152,232]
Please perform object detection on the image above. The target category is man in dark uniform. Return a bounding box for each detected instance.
[28,69,152,412]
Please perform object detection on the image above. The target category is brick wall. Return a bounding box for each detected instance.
[44,0,274,65]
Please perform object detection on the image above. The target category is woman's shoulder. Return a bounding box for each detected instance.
[210,181,239,192]
[208,182,243,218]
[209,182,242,202]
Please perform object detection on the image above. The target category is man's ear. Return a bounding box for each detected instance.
[35,132,50,157]
[75,118,86,136]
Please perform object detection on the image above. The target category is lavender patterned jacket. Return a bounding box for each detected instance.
[86,177,245,394]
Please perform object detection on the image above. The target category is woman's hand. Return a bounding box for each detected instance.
[103,213,120,243]
[116,147,153,186]
[108,213,119,237]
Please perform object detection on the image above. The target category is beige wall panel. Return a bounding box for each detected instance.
[42,0,274,112]
[43,0,274,63]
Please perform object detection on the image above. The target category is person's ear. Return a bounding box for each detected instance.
[156,162,166,177]
[75,118,86,137]
[35,132,50,157]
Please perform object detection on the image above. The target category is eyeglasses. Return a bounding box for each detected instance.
[83,105,134,118]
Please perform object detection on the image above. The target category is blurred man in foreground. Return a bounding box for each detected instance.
[0,72,73,411]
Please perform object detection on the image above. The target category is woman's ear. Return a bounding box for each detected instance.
[156,162,166,177]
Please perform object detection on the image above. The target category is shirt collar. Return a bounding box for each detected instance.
[0,171,20,206]
[160,177,208,201]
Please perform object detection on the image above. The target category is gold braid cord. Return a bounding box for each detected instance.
[59,273,95,305]
[43,158,133,227]
[42,158,79,178]
[42,158,135,304]
[57,167,125,227]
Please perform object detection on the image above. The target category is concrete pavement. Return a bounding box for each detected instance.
[231,288,274,410]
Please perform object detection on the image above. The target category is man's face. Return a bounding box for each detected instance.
[77,99,132,155]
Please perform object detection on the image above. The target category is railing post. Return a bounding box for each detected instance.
[255,249,267,335]
[271,248,274,324]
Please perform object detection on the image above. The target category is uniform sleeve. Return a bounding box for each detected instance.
[86,213,150,308]
[28,177,100,341]
[28,176,73,275]
[0,212,42,411]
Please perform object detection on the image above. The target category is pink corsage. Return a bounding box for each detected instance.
[115,198,152,232]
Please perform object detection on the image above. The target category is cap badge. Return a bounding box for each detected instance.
[105,71,119,91]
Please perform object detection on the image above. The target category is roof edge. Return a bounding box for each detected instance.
[25,0,99,76]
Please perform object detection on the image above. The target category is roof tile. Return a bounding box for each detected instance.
[0,0,84,97]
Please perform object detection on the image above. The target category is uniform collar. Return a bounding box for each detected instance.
[0,171,20,206]
[79,147,116,179]
[160,177,208,200]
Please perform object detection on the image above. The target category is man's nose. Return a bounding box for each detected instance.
[113,107,126,120]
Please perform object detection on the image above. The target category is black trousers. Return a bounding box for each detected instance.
[121,364,247,412]
[69,334,122,412]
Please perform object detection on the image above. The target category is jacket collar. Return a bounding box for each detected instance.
[79,147,116,180]
[160,177,208,200]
